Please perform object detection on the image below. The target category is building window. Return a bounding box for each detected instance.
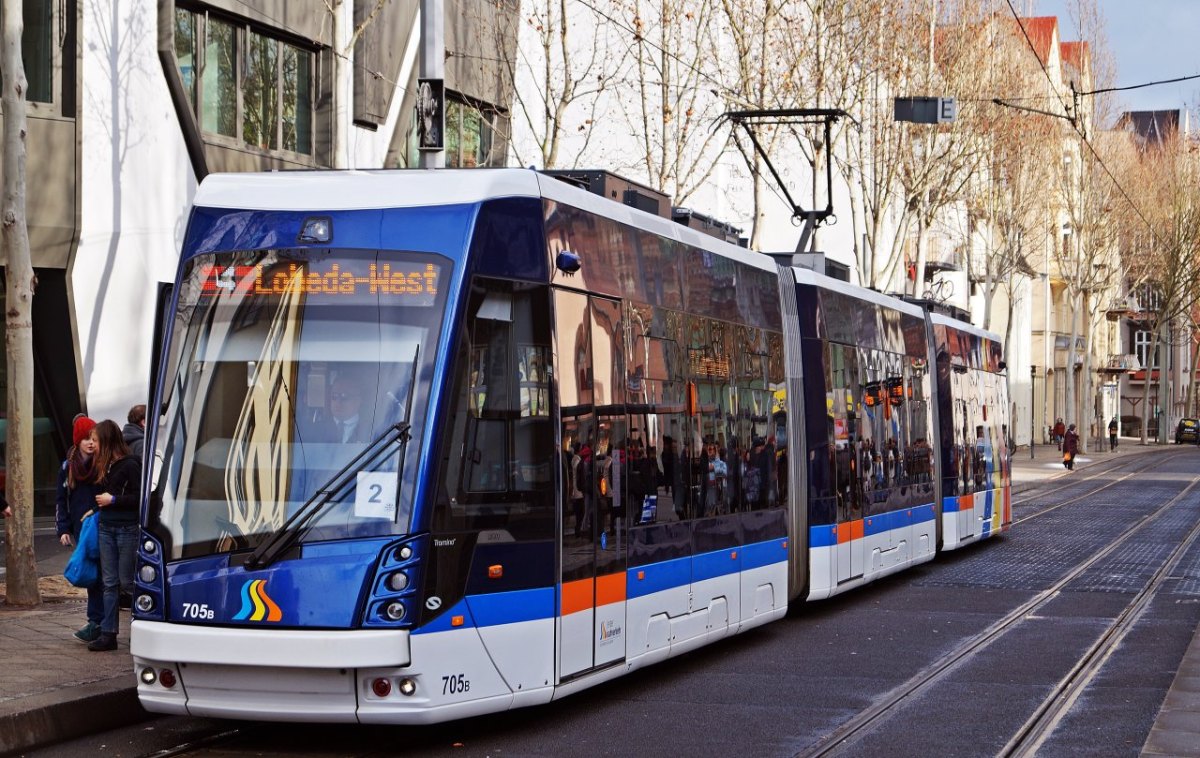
[177,7,314,156]
[22,0,52,103]
[406,94,497,168]
[201,16,237,138]
[445,99,495,167]
[175,8,197,112]
[282,45,312,154]
[1135,330,1159,370]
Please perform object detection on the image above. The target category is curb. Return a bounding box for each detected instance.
[0,680,151,757]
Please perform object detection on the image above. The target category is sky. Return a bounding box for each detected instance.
[1033,0,1200,115]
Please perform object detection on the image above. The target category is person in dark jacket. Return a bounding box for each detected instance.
[89,420,142,652]
[55,416,102,642]
[122,404,146,459]
[1063,423,1080,471]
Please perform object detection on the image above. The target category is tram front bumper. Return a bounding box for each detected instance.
[132,620,411,721]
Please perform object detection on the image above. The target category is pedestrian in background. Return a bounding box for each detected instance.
[122,404,146,459]
[55,416,103,643]
[1053,418,1066,449]
[1108,417,1119,451]
[1063,423,1080,471]
[88,420,142,652]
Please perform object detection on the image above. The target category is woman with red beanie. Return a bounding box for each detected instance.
[54,415,102,642]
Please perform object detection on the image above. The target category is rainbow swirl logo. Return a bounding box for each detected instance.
[233,579,283,622]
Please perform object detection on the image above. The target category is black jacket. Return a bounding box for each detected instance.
[98,456,142,525]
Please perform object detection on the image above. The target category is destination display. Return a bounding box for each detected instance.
[197,261,441,305]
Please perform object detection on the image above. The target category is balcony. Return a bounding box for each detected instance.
[1099,353,1141,375]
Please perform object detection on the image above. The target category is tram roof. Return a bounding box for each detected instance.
[192,168,776,274]
[929,310,1001,343]
[791,266,926,319]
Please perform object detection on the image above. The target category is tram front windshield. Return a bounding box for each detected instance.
[150,248,448,560]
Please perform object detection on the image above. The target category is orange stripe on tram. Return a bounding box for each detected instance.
[560,578,594,616]
[850,520,864,540]
[837,522,852,544]
[595,573,626,607]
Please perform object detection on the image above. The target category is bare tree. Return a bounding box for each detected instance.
[505,0,623,170]
[616,0,728,204]
[714,0,801,248]
[3,0,40,606]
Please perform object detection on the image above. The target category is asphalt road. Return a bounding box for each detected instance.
[37,449,1200,757]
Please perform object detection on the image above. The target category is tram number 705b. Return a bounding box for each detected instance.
[442,674,471,695]
[181,603,216,620]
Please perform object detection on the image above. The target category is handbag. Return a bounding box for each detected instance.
[64,513,100,588]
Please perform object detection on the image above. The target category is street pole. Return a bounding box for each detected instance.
[1030,365,1036,460]
[418,0,444,169]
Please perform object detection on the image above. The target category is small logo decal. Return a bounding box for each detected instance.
[233,579,283,622]
[426,596,443,610]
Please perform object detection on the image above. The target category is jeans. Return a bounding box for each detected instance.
[99,523,138,635]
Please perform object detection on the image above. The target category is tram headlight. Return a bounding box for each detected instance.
[386,571,409,592]
[142,539,157,555]
[398,545,413,561]
[140,667,157,685]
[398,677,417,696]
[384,601,406,622]
[139,565,157,583]
[135,594,155,613]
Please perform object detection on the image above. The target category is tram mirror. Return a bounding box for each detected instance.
[477,291,513,322]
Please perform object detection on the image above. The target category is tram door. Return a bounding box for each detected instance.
[555,290,627,679]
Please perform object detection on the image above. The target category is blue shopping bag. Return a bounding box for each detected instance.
[64,514,100,588]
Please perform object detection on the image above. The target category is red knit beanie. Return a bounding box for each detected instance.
[72,416,96,447]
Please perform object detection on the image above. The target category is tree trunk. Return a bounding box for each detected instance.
[1065,290,1078,430]
[1188,328,1200,418]
[913,213,928,297]
[1079,295,1093,454]
[1141,323,1161,445]
[3,0,41,607]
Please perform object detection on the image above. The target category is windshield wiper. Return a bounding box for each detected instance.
[243,421,411,571]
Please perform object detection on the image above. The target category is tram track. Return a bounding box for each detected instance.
[796,467,1200,758]
[999,487,1200,757]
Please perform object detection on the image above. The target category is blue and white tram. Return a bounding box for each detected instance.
[131,168,1009,723]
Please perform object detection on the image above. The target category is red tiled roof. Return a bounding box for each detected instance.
[1061,41,1089,73]
[1019,16,1058,65]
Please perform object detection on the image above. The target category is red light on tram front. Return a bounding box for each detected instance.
[372,678,392,698]
[159,669,177,688]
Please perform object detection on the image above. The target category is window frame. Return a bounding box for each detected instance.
[176,4,317,159]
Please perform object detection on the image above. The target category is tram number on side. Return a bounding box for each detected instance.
[442,674,471,695]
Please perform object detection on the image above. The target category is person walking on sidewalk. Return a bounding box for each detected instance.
[88,420,142,652]
[1108,417,1119,451]
[1053,418,1066,450]
[1063,424,1080,471]
[55,416,102,643]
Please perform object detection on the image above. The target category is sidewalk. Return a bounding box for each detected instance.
[1010,434,1151,489]
[0,543,147,756]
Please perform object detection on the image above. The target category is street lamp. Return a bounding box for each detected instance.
[1030,365,1037,459]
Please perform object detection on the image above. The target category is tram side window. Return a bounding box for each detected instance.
[435,278,554,537]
